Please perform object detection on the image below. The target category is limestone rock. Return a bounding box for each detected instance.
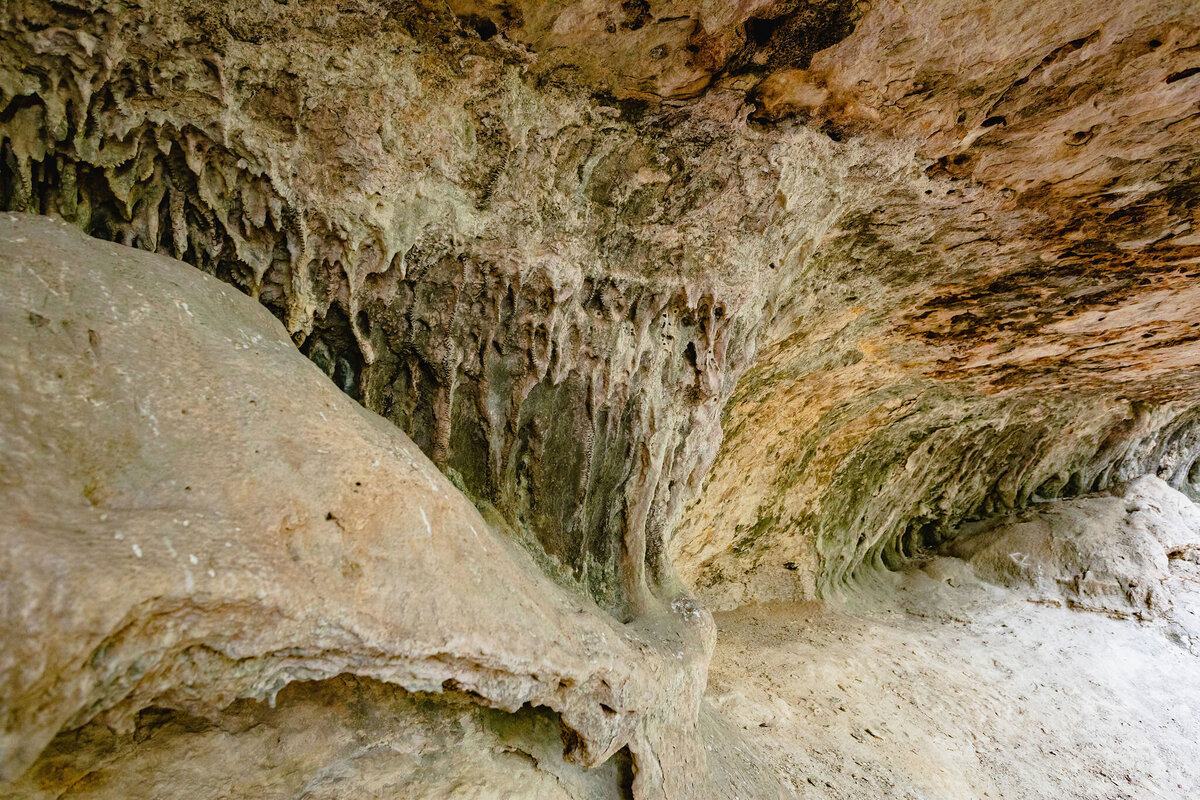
[2,0,1200,794]
[0,214,756,798]
[707,577,1200,799]
[5,0,1198,615]
[673,0,1200,607]
[944,476,1200,618]
[8,677,632,800]
[444,0,860,100]
[0,0,797,618]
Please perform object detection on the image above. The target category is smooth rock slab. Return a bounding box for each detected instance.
[709,574,1200,798]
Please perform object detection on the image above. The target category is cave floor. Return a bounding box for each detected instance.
[708,563,1200,800]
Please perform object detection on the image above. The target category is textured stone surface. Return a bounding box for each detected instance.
[3,0,1200,793]
[8,677,633,800]
[9,676,787,800]
[0,215,785,798]
[443,0,859,101]
[944,475,1200,620]
[4,0,1198,615]
[708,566,1200,799]
[672,0,1200,607]
[0,0,801,618]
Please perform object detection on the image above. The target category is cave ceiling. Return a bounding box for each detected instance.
[2,0,1199,632]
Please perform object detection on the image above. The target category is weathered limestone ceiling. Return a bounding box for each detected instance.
[672,0,1200,607]
[2,0,1198,632]
[1,0,878,623]
[444,0,861,100]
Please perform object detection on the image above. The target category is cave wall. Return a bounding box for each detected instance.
[673,0,1200,606]
[0,0,787,616]
[3,0,1200,616]
[1,214,753,797]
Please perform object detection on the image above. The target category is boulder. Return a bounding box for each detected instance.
[0,214,723,798]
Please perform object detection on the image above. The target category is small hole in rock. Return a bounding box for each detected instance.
[745,17,777,47]
[460,14,497,40]
[684,341,698,369]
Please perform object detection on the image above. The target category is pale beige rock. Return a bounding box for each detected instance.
[944,475,1200,619]
[2,0,1200,791]
[0,214,777,799]
[7,674,786,800]
[7,677,630,800]
[5,0,1199,614]
[708,575,1200,799]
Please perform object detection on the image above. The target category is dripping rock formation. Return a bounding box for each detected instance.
[1,0,1199,797]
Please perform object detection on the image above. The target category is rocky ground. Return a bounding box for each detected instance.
[711,563,1200,799]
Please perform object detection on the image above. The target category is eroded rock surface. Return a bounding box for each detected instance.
[10,677,635,800]
[0,0,787,618]
[0,215,783,798]
[673,0,1200,607]
[3,0,1200,794]
[4,0,1198,614]
[944,475,1200,620]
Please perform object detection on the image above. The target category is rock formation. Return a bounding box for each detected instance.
[2,0,1199,796]
[1,214,790,797]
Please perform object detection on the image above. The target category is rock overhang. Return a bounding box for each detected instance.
[2,0,1200,791]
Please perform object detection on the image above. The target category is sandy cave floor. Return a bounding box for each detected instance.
[706,562,1200,800]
